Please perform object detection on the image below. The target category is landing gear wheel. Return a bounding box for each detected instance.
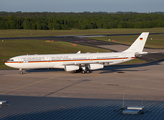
[86,70,90,74]
[81,70,90,74]
[19,69,23,75]
[82,70,85,74]
[20,71,23,75]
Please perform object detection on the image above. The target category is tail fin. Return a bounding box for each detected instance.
[123,32,149,53]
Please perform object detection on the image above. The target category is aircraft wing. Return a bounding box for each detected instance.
[61,60,123,66]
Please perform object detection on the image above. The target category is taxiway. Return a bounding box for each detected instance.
[1,61,164,101]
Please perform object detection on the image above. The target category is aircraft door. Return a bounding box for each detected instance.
[90,56,93,61]
[47,57,52,68]
[122,53,126,61]
[18,58,23,64]
[47,57,51,63]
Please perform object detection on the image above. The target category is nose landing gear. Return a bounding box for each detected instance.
[19,69,23,75]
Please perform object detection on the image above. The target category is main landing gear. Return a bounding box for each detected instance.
[79,67,90,74]
[81,70,90,74]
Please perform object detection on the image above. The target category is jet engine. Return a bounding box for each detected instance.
[64,65,79,72]
[89,64,104,70]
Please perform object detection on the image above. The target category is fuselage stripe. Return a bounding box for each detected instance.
[5,57,132,64]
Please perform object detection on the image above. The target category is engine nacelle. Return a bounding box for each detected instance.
[89,64,104,70]
[64,65,79,72]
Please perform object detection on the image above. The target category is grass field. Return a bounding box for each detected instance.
[91,34,164,49]
[0,40,110,69]
[0,28,164,38]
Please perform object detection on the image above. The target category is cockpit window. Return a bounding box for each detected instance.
[8,59,14,61]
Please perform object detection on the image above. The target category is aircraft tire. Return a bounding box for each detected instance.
[20,71,23,75]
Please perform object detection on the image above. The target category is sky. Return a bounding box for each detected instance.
[0,0,164,13]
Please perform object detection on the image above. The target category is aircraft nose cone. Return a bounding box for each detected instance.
[5,62,10,67]
[5,62,8,66]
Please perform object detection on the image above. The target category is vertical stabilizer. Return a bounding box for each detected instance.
[123,32,149,52]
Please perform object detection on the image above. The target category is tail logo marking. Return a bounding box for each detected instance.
[140,38,143,40]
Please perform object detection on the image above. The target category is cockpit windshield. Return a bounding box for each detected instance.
[8,59,14,61]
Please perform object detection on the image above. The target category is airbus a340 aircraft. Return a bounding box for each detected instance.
[5,32,149,74]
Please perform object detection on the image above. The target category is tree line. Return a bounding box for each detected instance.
[0,12,164,30]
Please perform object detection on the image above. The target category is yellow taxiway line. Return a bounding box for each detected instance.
[0,76,59,95]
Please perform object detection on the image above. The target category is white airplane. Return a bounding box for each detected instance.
[5,32,149,74]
